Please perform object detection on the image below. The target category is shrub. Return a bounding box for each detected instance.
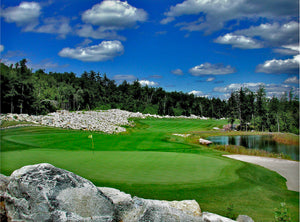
[274,202,291,222]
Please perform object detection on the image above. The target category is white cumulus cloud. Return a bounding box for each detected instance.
[171,69,184,75]
[1,2,41,31]
[82,0,147,28]
[35,17,72,38]
[58,40,124,62]
[284,76,299,84]
[76,25,126,40]
[161,0,298,33]
[78,0,147,40]
[160,17,175,25]
[274,44,300,55]
[1,2,73,38]
[235,21,299,48]
[139,80,159,86]
[206,77,215,82]
[189,63,236,76]
[214,21,299,51]
[214,33,263,49]
[213,82,299,98]
[0,45,4,53]
[189,90,206,97]
[213,83,264,93]
[256,55,300,74]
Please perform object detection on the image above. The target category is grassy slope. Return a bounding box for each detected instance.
[0,118,298,221]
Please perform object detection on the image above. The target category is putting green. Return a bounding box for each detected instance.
[1,150,239,186]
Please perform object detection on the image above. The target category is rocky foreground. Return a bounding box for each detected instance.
[0,163,253,222]
[0,109,208,133]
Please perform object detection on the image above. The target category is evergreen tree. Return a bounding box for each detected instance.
[1,60,298,134]
[255,85,267,131]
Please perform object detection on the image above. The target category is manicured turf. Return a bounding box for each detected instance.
[0,118,298,221]
[1,150,240,186]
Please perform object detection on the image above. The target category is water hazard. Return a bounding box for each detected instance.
[207,135,299,161]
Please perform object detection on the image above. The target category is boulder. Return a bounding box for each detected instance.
[0,174,9,194]
[0,164,255,222]
[237,215,255,222]
[98,187,134,221]
[199,138,213,145]
[98,187,202,222]
[202,212,236,222]
[122,197,203,222]
[3,163,114,221]
[0,174,9,221]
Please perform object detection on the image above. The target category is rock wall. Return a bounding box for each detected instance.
[0,163,254,222]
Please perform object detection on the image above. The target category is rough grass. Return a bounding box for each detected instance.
[209,145,293,159]
[272,133,299,145]
[0,118,298,221]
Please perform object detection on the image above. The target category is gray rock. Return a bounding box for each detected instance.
[202,212,236,222]
[237,215,254,222]
[1,164,254,222]
[4,163,114,221]
[0,174,9,194]
[122,197,203,222]
[99,187,134,221]
[99,187,203,222]
[0,174,9,221]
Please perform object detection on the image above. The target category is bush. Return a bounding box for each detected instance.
[274,202,291,222]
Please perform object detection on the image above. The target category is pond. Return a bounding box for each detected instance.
[207,135,299,161]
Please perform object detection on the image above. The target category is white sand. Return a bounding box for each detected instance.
[224,155,299,192]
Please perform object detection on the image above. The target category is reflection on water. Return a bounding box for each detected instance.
[207,135,299,161]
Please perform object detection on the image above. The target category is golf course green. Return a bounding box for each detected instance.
[0,118,299,221]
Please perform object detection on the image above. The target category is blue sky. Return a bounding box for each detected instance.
[1,0,299,98]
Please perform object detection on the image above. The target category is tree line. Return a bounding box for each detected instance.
[227,87,299,134]
[1,59,298,134]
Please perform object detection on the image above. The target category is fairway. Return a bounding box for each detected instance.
[0,118,299,221]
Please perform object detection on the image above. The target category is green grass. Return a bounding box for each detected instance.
[0,118,298,221]
[1,150,240,186]
[0,120,36,128]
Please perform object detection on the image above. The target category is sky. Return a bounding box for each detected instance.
[1,0,299,99]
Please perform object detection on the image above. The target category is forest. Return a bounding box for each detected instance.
[1,59,299,134]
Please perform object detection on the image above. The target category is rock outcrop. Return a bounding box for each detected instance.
[2,164,114,221]
[0,109,208,133]
[0,163,253,222]
[99,187,202,222]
